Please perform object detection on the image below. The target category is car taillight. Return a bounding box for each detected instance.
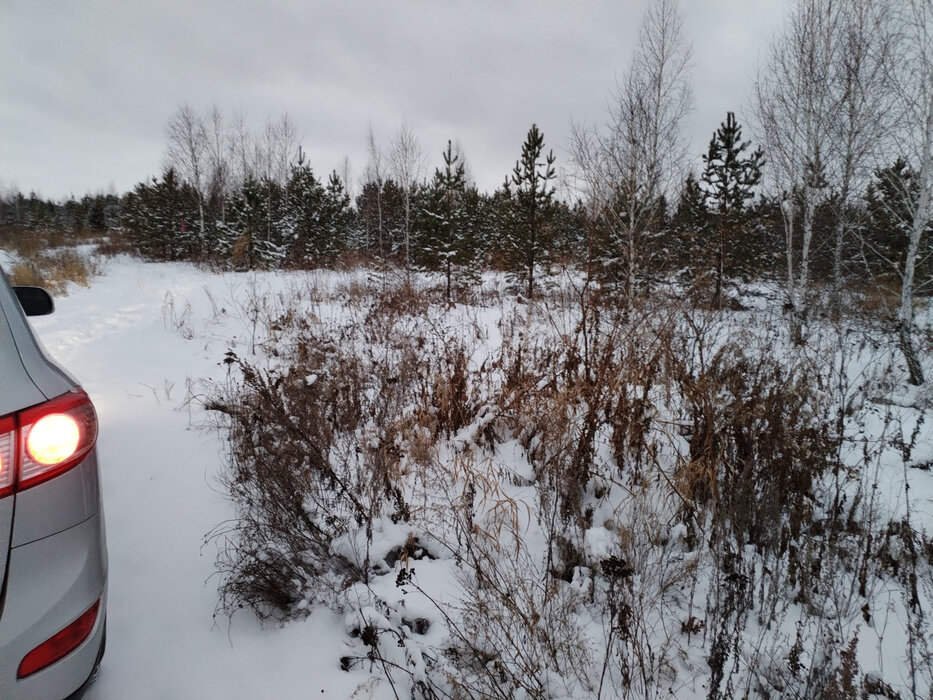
[18,599,101,678]
[0,389,97,496]
[0,416,14,497]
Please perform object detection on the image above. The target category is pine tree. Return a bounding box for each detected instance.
[462,186,498,268]
[122,169,200,261]
[864,158,933,290]
[504,124,556,298]
[355,180,405,260]
[671,173,710,277]
[220,177,283,269]
[701,112,764,306]
[319,171,354,262]
[417,140,470,303]
[281,152,326,265]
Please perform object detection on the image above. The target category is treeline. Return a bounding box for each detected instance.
[0,190,120,233]
[2,0,932,343]
[3,115,929,304]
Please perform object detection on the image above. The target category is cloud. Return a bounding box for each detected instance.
[0,0,786,199]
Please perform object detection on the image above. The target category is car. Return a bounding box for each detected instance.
[0,268,107,699]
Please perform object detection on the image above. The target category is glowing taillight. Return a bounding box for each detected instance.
[27,414,81,465]
[0,389,97,495]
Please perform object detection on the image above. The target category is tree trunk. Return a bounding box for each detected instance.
[377,187,383,257]
[714,224,724,309]
[798,188,815,295]
[445,260,452,306]
[832,171,852,306]
[527,254,534,299]
[403,194,411,281]
[198,199,205,255]
[899,321,925,386]
[626,207,636,307]
[782,196,804,345]
[898,91,933,386]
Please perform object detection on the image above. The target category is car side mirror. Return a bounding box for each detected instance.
[13,286,55,316]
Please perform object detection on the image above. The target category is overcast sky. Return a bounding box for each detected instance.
[0,0,789,201]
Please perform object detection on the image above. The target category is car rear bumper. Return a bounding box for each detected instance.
[0,510,107,699]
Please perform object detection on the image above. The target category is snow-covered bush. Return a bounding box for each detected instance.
[201,271,933,698]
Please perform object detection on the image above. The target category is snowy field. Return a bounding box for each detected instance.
[26,258,382,699]
[10,254,933,698]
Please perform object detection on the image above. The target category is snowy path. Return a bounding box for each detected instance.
[30,260,374,700]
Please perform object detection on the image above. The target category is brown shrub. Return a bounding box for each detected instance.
[8,248,99,295]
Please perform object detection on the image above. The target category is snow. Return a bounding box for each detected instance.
[13,254,933,698]
[27,259,389,699]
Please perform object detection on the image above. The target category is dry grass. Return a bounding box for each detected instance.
[94,233,137,257]
[8,248,100,295]
[196,272,931,698]
[1,225,109,295]
[0,226,102,258]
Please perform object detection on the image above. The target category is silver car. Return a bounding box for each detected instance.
[0,269,107,699]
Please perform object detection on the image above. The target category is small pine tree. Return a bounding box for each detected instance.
[671,173,710,278]
[221,177,284,270]
[701,112,764,305]
[319,171,354,262]
[279,150,351,266]
[417,140,471,303]
[864,158,933,285]
[281,153,323,265]
[504,124,556,298]
[122,169,200,261]
[355,179,405,260]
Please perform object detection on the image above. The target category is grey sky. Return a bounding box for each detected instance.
[0,0,788,201]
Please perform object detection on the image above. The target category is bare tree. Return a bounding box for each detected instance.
[756,0,839,335]
[389,122,427,276]
[254,113,300,237]
[571,0,692,303]
[365,124,386,256]
[453,140,476,190]
[338,155,353,201]
[229,110,254,189]
[165,103,208,239]
[204,105,230,224]
[268,113,300,188]
[826,0,894,299]
[890,0,933,385]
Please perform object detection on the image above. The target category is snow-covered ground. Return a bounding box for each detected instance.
[26,259,388,699]
[13,254,933,698]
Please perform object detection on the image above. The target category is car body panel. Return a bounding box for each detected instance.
[0,276,36,608]
[0,512,107,699]
[0,266,107,699]
[11,451,102,547]
[0,269,75,409]
[0,498,10,604]
[0,294,46,416]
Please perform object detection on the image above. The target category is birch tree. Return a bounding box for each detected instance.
[229,111,254,189]
[266,113,299,189]
[389,122,427,276]
[165,103,208,244]
[756,0,838,335]
[826,0,894,298]
[890,0,933,385]
[205,105,230,225]
[256,113,299,239]
[571,0,692,302]
[365,124,386,256]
